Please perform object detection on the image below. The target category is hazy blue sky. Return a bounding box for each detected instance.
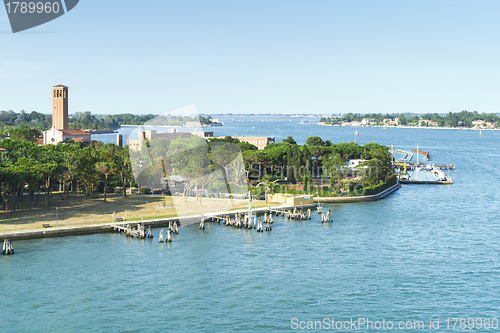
[2,0,500,115]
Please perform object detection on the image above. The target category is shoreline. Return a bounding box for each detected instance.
[317,124,499,131]
[0,203,316,241]
[314,181,401,203]
[0,182,401,241]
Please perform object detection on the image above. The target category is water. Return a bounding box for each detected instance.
[1,118,499,332]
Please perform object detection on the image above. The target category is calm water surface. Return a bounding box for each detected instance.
[1,118,499,332]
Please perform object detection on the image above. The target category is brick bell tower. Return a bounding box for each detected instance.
[52,85,68,130]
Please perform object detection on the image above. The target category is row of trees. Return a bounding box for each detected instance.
[130,133,392,199]
[0,110,156,132]
[320,110,500,128]
[145,115,214,126]
[0,122,394,213]
[129,135,255,201]
[0,139,133,212]
[69,112,156,130]
[242,136,392,191]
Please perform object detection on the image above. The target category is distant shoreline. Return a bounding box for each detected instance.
[317,124,499,131]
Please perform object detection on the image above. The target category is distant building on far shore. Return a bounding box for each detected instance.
[42,85,91,145]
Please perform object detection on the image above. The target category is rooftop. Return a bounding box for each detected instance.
[61,129,90,135]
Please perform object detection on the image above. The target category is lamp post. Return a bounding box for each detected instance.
[56,207,58,227]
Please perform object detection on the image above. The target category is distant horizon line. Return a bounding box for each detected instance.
[1,110,500,117]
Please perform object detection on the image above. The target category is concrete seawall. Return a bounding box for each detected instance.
[0,204,317,241]
[0,182,400,241]
[314,181,401,203]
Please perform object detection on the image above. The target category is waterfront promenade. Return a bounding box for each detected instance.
[0,181,401,240]
[0,203,316,240]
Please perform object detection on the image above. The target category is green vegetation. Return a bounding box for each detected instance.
[320,110,500,128]
[0,121,393,225]
[145,114,216,126]
[0,110,156,132]
[8,126,41,143]
[69,112,155,130]
[242,137,393,196]
[0,139,134,214]
[0,194,278,234]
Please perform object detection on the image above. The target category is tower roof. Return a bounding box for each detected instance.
[53,85,68,88]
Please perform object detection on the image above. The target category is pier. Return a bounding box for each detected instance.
[12,203,312,240]
[398,165,453,184]
[393,162,455,172]
[391,146,455,184]
[389,147,413,161]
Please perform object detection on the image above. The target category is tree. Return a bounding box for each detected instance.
[9,126,40,143]
[116,147,133,196]
[282,136,297,145]
[286,146,295,183]
[306,136,325,146]
[95,162,117,202]
[360,158,384,186]
[323,153,345,191]
[61,151,79,197]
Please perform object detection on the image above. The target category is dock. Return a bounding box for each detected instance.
[394,162,455,172]
[389,147,413,161]
[399,165,453,184]
[399,178,453,185]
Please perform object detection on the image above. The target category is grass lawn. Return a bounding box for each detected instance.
[0,192,279,234]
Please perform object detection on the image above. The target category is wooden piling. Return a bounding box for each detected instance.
[159,229,164,243]
[257,219,263,232]
[2,239,14,255]
[265,221,272,231]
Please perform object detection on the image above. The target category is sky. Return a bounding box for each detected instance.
[1,0,500,115]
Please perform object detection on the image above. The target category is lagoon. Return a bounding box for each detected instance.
[2,118,499,332]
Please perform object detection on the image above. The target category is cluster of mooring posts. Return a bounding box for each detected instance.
[2,239,14,255]
[108,201,325,246]
[285,207,312,220]
[158,221,178,243]
[320,210,333,223]
[209,211,273,232]
[112,221,178,243]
